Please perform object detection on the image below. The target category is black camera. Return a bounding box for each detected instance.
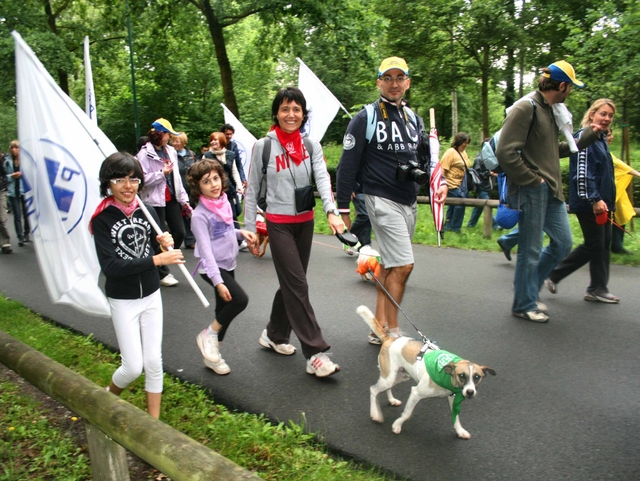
[396,161,429,185]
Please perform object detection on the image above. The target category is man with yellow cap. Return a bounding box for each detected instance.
[337,57,448,343]
[496,61,605,323]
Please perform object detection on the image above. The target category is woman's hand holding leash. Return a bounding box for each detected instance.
[327,213,345,235]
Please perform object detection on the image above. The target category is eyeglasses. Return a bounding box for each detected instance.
[380,76,408,84]
[110,177,141,185]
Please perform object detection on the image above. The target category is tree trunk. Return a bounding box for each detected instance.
[44,0,70,95]
[200,1,240,118]
[481,48,490,139]
[504,48,515,109]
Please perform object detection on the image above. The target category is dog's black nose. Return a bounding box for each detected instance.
[465,389,475,398]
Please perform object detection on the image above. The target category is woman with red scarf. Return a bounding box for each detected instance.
[244,87,345,378]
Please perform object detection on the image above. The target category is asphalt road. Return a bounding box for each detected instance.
[1,233,639,481]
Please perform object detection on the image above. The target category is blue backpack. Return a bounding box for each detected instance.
[480,98,537,173]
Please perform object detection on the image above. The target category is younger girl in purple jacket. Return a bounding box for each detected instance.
[188,160,256,375]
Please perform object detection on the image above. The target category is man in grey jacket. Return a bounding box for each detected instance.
[496,61,602,322]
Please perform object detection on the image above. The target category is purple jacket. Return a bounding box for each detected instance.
[136,142,189,207]
[191,197,243,286]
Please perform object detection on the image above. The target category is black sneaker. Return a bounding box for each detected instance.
[497,240,512,261]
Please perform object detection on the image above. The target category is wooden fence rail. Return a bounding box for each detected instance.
[0,329,261,481]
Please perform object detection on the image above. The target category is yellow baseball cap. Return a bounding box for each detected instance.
[151,118,179,135]
[545,61,584,88]
[378,57,409,77]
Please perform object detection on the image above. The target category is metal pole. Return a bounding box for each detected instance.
[126,1,140,142]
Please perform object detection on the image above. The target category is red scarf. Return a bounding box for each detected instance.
[272,126,305,166]
[89,196,140,234]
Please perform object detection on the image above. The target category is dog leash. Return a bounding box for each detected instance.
[366,267,440,353]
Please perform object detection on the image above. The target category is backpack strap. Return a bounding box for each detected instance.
[364,103,377,143]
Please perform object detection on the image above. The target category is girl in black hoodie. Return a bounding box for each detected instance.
[91,152,184,418]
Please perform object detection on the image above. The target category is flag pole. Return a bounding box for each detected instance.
[429,108,441,247]
[136,196,210,308]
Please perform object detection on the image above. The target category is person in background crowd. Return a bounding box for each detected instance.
[196,144,209,161]
[4,140,30,246]
[496,60,601,322]
[0,152,12,253]
[90,152,184,419]
[607,128,639,254]
[467,140,499,229]
[189,160,256,375]
[244,87,344,378]
[441,132,471,233]
[221,123,247,192]
[172,132,197,249]
[136,118,191,287]
[545,99,619,303]
[204,132,244,248]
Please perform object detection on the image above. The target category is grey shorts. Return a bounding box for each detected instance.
[365,194,416,268]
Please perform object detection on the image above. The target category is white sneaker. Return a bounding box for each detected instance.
[160,273,179,287]
[204,358,230,375]
[258,329,296,355]
[239,240,248,251]
[536,300,548,313]
[306,353,340,377]
[196,328,220,363]
[512,310,549,323]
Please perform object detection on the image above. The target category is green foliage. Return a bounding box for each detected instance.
[0,298,396,480]
[0,378,91,479]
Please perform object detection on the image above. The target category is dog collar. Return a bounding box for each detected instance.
[423,350,464,424]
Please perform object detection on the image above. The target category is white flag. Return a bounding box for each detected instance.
[13,31,113,317]
[297,58,343,142]
[220,103,257,176]
[84,36,97,125]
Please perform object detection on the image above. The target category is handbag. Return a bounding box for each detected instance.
[495,172,521,229]
[457,150,480,195]
[294,184,315,213]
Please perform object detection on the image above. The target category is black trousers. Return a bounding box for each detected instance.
[266,220,330,359]
[201,269,248,342]
[549,211,612,292]
[154,199,186,279]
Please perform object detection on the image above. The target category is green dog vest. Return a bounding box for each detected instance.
[423,350,464,424]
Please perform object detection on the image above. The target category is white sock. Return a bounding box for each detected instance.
[206,325,218,337]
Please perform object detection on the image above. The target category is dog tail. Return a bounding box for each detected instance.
[356,305,388,341]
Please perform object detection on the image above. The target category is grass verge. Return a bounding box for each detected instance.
[0,297,396,481]
[313,201,640,266]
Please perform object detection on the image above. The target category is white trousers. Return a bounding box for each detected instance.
[109,290,164,393]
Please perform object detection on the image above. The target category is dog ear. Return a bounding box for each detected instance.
[481,366,496,376]
[443,362,457,376]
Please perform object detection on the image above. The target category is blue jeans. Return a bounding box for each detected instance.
[444,188,465,232]
[8,195,29,241]
[350,193,371,247]
[467,190,497,228]
[509,183,572,313]
[498,227,519,251]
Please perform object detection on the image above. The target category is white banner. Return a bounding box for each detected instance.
[84,36,97,125]
[297,58,344,142]
[13,31,113,317]
[220,103,257,176]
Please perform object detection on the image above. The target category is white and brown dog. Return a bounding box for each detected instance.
[357,305,495,438]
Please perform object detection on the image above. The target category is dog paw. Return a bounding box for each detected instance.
[456,429,471,439]
[388,398,402,407]
[391,421,403,434]
[371,413,384,423]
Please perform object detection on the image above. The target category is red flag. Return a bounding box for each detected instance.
[428,127,444,246]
